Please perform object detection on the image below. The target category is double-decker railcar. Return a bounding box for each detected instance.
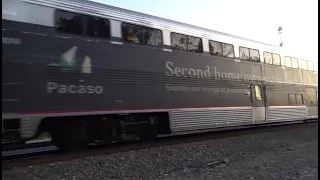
[2,0,318,149]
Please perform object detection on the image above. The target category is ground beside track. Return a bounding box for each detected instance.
[2,123,318,180]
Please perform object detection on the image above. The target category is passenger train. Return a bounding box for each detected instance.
[2,0,318,149]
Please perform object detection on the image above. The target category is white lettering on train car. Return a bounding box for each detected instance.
[165,61,211,78]
[165,61,264,81]
[47,82,103,94]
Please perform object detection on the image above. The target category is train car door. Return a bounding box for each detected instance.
[250,83,267,122]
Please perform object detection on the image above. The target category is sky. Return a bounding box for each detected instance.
[93,0,318,63]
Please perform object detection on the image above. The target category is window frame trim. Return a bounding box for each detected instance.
[208,40,235,58]
[55,9,111,39]
[284,56,299,69]
[302,59,314,71]
[170,32,203,53]
[121,22,164,47]
[239,46,260,62]
[263,51,273,65]
[299,59,308,71]
[271,52,281,66]
[288,93,305,105]
[55,10,86,36]
[263,51,281,66]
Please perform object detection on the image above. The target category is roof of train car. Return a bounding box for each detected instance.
[23,0,280,48]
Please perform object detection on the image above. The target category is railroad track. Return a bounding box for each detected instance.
[2,120,318,170]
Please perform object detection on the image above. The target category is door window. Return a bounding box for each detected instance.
[255,85,262,101]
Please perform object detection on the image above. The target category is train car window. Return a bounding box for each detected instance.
[299,60,308,70]
[250,49,260,61]
[86,16,110,38]
[55,10,84,35]
[291,58,299,68]
[171,33,187,51]
[222,43,235,58]
[288,94,296,105]
[171,33,203,52]
[209,41,234,58]
[255,85,262,101]
[307,61,314,71]
[284,56,292,67]
[209,40,222,56]
[272,54,281,66]
[122,23,163,47]
[264,52,272,64]
[188,36,203,53]
[314,62,318,72]
[295,94,304,105]
[239,47,250,60]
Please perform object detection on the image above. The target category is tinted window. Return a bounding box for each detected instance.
[272,54,281,66]
[188,36,203,52]
[264,52,272,64]
[171,33,202,52]
[86,16,110,38]
[55,10,84,35]
[222,43,235,58]
[307,61,314,71]
[296,94,304,105]
[122,23,162,46]
[209,40,222,56]
[289,94,296,105]
[284,56,292,67]
[299,60,308,70]
[250,49,260,61]
[255,85,262,101]
[291,58,299,68]
[239,47,250,60]
[171,33,187,51]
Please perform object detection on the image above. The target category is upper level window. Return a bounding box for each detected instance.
[239,47,260,62]
[264,52,272,64]
[56,10,84,35]
[55,10,110,38]
[121,23,162,47]
[291,58,299,68]
[209,40,234,58]
[86,16,110,38]
[250,49,260,61]
[272,54,281,66]
[222,43,235,58]
[284,56,299,69]
[284,56,291,67]
[239,47,250,60]
[307,60,314,71]
[263,52,281,65]
[299,59,308,70]
[314,62,318,72]
[209,41,222,56]
[171,33,203,53]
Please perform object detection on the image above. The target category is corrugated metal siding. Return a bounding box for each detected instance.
[170,107,252,132]
[267,106,306,121]
[20,117,42,138]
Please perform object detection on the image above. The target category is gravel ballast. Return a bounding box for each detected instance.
[3,123,318,180]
